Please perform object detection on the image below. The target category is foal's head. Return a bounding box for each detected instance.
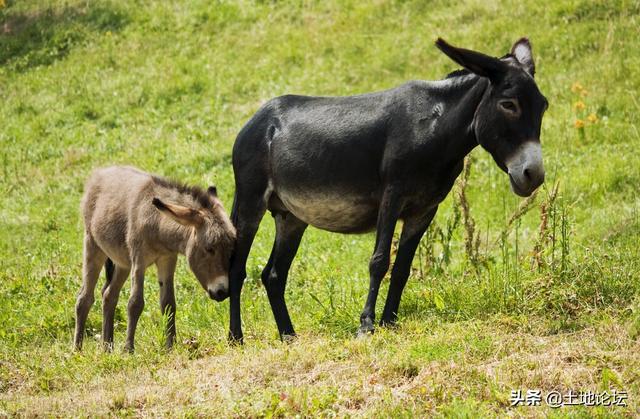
[436,38,548,197]
[152,186,236,301]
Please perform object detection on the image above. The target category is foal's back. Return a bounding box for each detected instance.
[81,166,154,268]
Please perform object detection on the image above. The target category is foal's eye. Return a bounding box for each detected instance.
[498,99,520,115]
[206,247,216,254]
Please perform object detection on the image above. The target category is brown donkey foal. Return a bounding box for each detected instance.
[74,166,236,352]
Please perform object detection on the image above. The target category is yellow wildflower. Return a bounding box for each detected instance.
[587,113,598,123]
[574,119,585,129]
[0,0,5,9]
[106,31,112,37]
[573,101,586,111]
[571,82,583,93]
[580,89,588,97]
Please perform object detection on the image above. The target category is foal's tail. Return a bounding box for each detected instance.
[101,258,115,296]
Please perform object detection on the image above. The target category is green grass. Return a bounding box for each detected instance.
[1,0,639,416]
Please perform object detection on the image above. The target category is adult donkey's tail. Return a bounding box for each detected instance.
[230,190,239,226]
[101,258,115,296]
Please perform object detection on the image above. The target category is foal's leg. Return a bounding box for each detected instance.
[125,261,146,352]
[358,188,401,336]
[262,212,307,340]
[156,255,178,349]
[74,233,107,350]
[229,191,267,343]
[102,264,130,351]
[380,207,437,326]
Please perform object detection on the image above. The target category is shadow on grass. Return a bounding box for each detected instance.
[0,2,129,71]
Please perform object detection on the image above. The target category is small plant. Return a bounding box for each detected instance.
[418,203,461,275]
[571,82,599,141]
[497,189,539,246]
[532,181,560,269]
[532,182,571,279]
[455,156,482,267]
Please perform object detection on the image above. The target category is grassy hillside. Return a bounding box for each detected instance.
[1,0,639,416]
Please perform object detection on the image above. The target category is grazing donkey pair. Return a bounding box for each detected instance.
[74,166,235,351]
[227,38,547,342]
[75,37,547,349]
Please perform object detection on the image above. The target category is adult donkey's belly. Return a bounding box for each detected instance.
[270,108,384,233]
[277,188,379,233]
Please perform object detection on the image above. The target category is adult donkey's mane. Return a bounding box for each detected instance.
[445,68,472,78]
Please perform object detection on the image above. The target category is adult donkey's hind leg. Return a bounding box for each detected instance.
[261,211,307,340]
[74,233,107,350]
[380,207,438,326]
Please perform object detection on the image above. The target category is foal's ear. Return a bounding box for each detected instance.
[435,38,506,82]
[511,37,535,76]
[152,197,203,227]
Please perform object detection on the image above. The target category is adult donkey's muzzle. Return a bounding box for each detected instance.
[506,141,545,197]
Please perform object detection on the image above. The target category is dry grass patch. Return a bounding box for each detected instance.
[2,318,638,417]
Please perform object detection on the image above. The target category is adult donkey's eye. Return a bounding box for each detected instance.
[206,246,216,254]
[498,99,520,116]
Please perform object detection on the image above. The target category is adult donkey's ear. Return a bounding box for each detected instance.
[511,37,535,77]
[435,38,506,82]
[152,197,203,226]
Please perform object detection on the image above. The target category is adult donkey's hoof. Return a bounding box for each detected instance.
[281,333,297,344]
[357,319,375,337]
[228,331,244,346]
[356,327,374,338]
[379,317,399,328]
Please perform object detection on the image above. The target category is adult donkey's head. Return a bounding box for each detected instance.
[436,38,548,197]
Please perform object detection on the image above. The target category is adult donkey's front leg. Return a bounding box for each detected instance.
[261,211,307,341]
[380,207,438,326]
[228,189,267,344]
[358,187,402,336]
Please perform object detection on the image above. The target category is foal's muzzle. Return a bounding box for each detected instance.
[506,141,545,197]
[207,281,229,302]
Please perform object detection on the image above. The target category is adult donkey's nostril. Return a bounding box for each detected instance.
[523,167,532,181]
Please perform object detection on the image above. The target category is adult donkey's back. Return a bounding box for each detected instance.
[228,38,548,342]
